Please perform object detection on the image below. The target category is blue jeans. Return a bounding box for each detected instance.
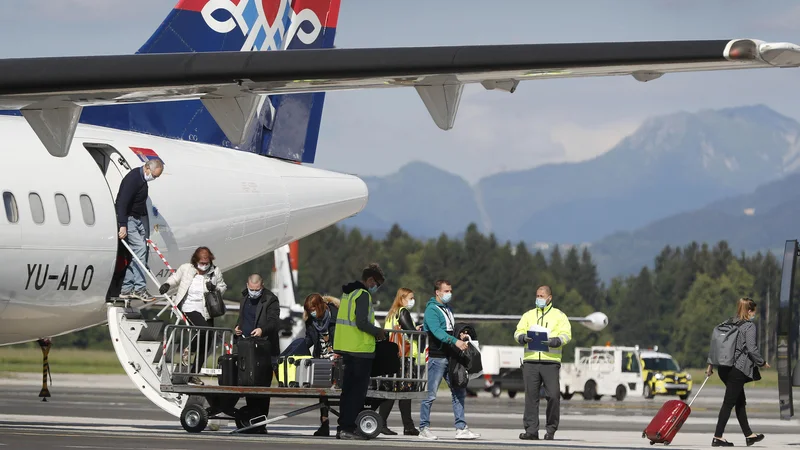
[419,357,467,430]
[121,216,149,293]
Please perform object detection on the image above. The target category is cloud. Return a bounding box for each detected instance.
[549,120,642,163]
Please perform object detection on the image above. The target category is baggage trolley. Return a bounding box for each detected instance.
[158,324,428,439]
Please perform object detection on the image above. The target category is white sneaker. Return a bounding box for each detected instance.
[418,427,438,440]
[455,427,480,440]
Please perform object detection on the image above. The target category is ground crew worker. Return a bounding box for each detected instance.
[514,285,572,441]
[332,263,386,440]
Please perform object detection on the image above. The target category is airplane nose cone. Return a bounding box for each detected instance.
[278,163,368,244]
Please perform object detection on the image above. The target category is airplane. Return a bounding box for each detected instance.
[1,0,799,413]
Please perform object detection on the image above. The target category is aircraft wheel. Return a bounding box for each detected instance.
[180,403,208,433]
[356,410,382,439]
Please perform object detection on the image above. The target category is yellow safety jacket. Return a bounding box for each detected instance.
[384,307,420,360]
[332,288,375,355]
[514,303,572,363]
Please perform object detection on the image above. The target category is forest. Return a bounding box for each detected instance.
[44,223,787,369]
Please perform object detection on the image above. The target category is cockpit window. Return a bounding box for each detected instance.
[3,192,18,223]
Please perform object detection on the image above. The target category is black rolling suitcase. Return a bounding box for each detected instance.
[218,353,238,386]
[237,337,271,386]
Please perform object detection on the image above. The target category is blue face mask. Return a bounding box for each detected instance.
[441,292,452,303]
[368,283,381,295]
[310,310,317,319]
[535,298,548,309]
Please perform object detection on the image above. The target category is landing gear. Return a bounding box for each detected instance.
[37,338,52,402]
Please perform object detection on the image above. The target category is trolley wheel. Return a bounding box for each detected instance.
[490,385,502,398]
[180,403,208,433]
[355,410,382,440]
[650,441,655,445]
[508,390,517,399]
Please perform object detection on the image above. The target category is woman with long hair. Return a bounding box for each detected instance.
[301,293,339,437]
[706,297,769,447]
[377,287,421,436]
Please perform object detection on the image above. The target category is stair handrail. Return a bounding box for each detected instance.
[119,237,189,326]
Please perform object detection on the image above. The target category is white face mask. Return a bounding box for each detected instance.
[197,263,210,272]
[144,170,155,182]
[407,298,415,309]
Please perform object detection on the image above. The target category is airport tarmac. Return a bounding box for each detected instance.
[1,373,799,449]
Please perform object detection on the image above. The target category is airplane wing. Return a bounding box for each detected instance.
[3,38,799,158]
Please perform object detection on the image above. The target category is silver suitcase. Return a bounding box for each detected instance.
[296,358,334,388]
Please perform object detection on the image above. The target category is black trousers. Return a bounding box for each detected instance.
[377,399,415,429]
[714,366,752,437]
[337,354,373,434]
[185,311,214,373]
[522,362,561,436]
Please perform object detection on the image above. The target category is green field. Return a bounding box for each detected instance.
[685,367,779,389]
[0,347,124,375]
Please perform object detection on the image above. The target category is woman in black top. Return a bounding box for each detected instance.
[302,293,339,436]
[706,297,769,447]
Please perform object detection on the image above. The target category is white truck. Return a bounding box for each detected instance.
[470,345,525,398]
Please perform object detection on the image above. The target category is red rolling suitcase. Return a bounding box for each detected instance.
[643,376,709,445]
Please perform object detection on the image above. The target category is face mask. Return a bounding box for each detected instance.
[144,170,155,182]
[441,292,452,303]
[197,263,210,272]
[407,298,415,309]
[310,310,317,319]
[368,284,380,295]
[535,298,548,309]
[248,289,261,298]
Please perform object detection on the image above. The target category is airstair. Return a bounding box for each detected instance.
[107,239,198,418]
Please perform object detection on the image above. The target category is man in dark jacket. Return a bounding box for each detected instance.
[116,159,163,301]
[234,273,280,427]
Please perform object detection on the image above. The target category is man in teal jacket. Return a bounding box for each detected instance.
[418,279,479,441]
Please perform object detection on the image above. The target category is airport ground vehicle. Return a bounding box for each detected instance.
[559,346,692,401]
[473,345,525,398]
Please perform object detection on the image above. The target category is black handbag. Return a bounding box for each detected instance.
[204,288,226,318]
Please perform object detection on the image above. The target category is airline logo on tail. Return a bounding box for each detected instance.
[178,0,333,51]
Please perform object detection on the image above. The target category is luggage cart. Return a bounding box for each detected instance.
[158,324,429,439]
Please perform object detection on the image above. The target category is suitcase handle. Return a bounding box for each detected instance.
[687,375,710,407]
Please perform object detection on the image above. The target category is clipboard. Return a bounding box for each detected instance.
[527,330,549,352]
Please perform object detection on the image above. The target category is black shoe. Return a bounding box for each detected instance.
[404,427,420,436]
[338,430,368,440]
[381,427,397,436]
[746,434,764,446]
[519,432,538,440]
[545,433,555,440]
[314,421,330,437]
[712,437,734,447]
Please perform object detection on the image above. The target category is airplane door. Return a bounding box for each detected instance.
[85,143,132,201]
[84,143,133,298]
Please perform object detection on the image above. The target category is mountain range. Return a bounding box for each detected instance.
[340,104,800,279]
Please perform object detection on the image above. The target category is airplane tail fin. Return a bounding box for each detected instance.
[78,0,340,163]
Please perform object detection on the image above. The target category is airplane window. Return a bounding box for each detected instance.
[79,195,95,226]
[29,193,44,224]
[54,193,70,225]
[3,192,18,223]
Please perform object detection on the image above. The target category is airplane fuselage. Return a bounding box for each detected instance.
[0,115,368,345]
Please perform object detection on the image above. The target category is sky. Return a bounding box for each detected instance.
[1,0,800,183]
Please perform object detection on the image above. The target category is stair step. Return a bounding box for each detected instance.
[138,320,167,342]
